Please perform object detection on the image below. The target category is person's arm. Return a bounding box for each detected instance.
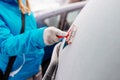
[0,14,67,56]
[0,18,46,56]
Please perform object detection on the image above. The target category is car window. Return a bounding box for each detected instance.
[44,15,61,28]
[67,10,80,26]
[67,10,80,25]
[61,10,80,31]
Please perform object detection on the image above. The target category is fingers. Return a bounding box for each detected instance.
[45,35,59,45]
[53,36,59,43]
[52,27,67,37]
[57,30,67,37]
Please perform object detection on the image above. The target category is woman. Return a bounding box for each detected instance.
[0,0,66,80]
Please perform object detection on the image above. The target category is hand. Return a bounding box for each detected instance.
[44,27,67,45]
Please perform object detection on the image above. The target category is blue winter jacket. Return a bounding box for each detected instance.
[0,0,46,80]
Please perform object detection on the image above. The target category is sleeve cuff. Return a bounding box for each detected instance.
[32,27,47,48]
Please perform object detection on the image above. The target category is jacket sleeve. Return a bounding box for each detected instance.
[0,17,46,56]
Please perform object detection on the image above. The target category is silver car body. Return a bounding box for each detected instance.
[55,0,120,80]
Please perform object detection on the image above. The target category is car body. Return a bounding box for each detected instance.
[55,0,120,80]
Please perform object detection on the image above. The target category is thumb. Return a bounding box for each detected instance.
[55,29,67,37]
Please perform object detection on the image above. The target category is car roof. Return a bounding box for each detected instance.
[55,0,120,80]
[34,1,87,19]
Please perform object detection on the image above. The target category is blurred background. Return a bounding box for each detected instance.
[29,0,87,12]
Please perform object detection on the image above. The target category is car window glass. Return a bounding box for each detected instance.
[44,15,61,28]
[67,10,80,26]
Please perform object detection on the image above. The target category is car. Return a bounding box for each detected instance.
[34,1,87,75]
[41,0,120,80]
[54,0,120,80]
